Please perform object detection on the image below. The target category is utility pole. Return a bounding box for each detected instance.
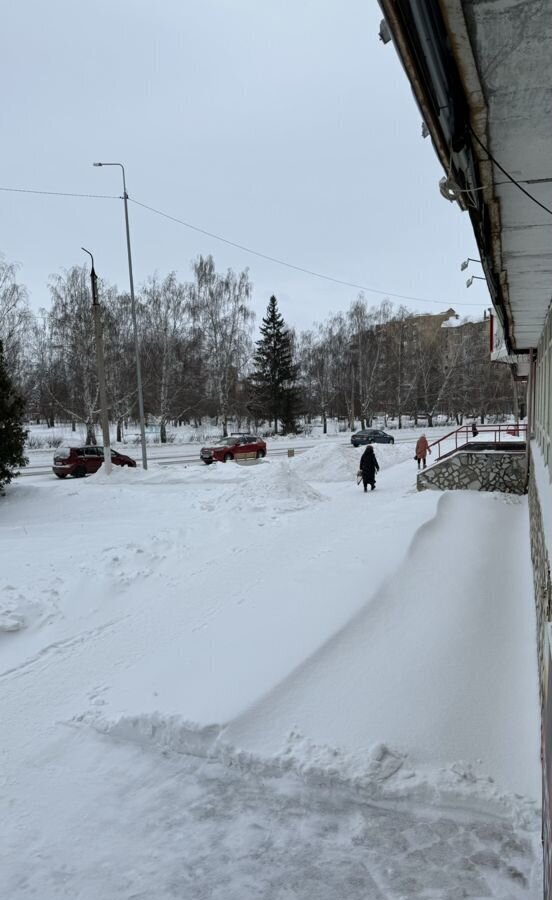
[82,248,112,475]
[93,162,148,469]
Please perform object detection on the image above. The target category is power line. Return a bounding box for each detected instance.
[129,197,487,309]
[0,180,489,310]
[0,185,120,200]
[469,126,552,217]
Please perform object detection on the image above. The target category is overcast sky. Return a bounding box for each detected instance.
[1,0,490,332]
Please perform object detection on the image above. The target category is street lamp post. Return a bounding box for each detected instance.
[82,247,112,475]
[93,162,148,469]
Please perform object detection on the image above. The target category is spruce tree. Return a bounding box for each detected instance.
[250,296,298,433]
[0,339,27,491]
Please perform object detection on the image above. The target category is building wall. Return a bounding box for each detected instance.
[529,454,552,703]
[535,306,552,473]
[529,307,552,899]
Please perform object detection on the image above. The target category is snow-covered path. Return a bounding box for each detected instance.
[0,442,542,897]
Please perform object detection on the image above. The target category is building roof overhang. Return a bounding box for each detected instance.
[378,0,552,354]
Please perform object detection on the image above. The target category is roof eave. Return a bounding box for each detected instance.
[378,0,517,353]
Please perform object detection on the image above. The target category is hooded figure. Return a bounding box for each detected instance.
[415,434,431,469]
[359,444,379,492]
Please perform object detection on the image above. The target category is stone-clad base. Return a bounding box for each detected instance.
[528,456,552,704]
[528,449,552,897]
[417,451,526,494]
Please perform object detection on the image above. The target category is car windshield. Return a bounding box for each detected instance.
[215,437,235,445]
[55,447,71,459]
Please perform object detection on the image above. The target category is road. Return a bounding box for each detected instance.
[17,430,454,478]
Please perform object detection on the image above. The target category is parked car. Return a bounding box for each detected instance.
[52,446,136,478]
[200,434,267,464]
[351,429,395,447]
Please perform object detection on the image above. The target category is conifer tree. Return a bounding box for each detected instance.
[250,296,298,433]
[0,339,27,491]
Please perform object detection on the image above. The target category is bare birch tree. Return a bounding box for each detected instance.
[189,255,254,435]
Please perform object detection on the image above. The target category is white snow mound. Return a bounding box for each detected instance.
[221,461,325,511]
[0,589,47,633]
[88,712,540,831]
[292,440,418,483]
[292,442,363,482]
[91,461,250,486]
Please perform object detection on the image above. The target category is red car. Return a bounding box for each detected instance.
[200,434,267,464]
[52,446,137,478]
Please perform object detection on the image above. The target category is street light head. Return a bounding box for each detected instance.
[93,162,103,167]
[466,276,474,288]
[460,259,469,271]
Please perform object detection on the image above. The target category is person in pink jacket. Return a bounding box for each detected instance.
[415,434,431,470]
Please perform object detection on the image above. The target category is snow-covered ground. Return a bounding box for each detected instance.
[1,442,542,898]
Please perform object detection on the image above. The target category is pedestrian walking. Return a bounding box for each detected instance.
[415,434,431,470]
[359,444,379,492]
[471,422,478,438]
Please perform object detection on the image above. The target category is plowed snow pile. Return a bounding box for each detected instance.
[292,439,417,482]
[92,460,249,486]
[292,442,362,482]
[221,460,324,510]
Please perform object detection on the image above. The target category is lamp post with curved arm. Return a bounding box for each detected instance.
[93,162,148,469]
[82,247,112,474]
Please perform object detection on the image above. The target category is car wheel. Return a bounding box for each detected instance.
[73,466,86,478]
[202,459,213,465]
[55,473,67,479]
[390,438,395,444]
[352,443,358,448]
[256,450,265,459]
[223,453,233,463]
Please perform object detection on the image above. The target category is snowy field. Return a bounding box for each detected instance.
[1,442,542,898]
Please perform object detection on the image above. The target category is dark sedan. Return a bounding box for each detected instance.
[351,429,395,447]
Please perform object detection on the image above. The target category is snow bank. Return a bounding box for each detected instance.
[88,461,250,487]
[224,491,541,800]
[292,440,417,483]
[292,442,362,482]
[93,712,222,757]
[89,711,540,832]
[87,460,323,513]
[92,463,151,483]
[375,439,417,467]
[220,460,324,511]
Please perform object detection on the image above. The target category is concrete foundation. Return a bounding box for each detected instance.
[417,450,526,494]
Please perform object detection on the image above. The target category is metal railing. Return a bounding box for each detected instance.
[428,423,527,461]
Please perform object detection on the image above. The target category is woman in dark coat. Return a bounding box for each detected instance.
[360,444,379,492]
